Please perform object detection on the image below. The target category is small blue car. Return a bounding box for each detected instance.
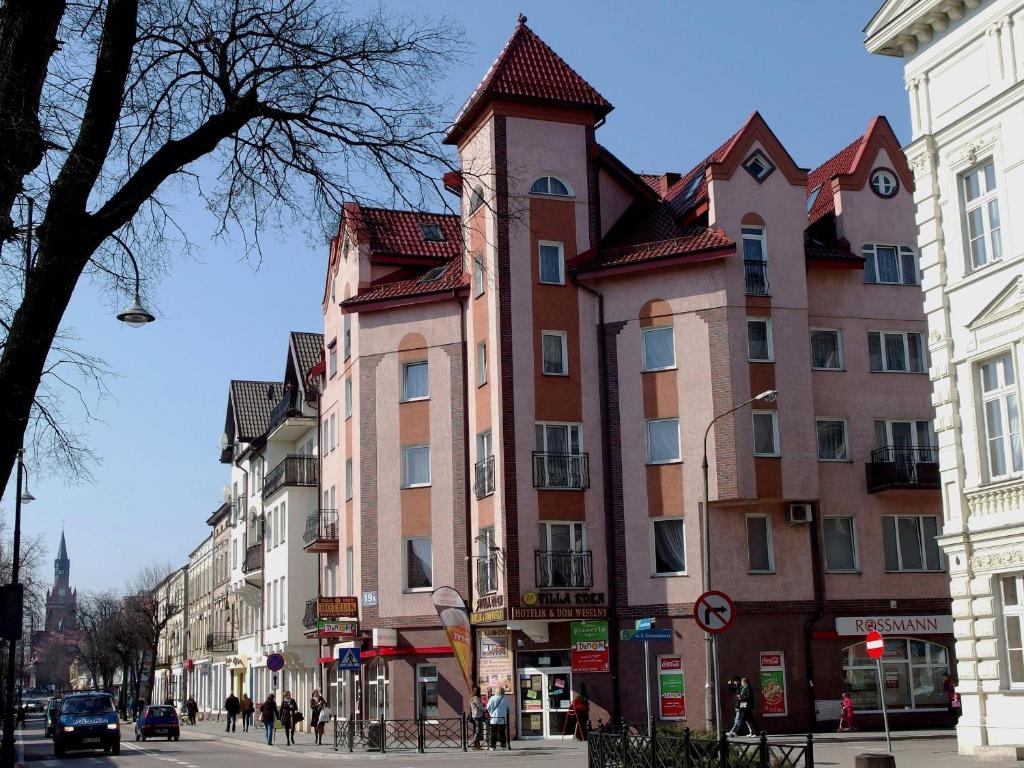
[134,704,181,741]
[52,692,120,757]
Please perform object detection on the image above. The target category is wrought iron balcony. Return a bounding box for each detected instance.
[866,446,940,493]
[263,455,319,500]
[474,456,495,498]
[242,543,263,574]
[744,259,770,296]
[532,452,589,489]
[476,558,498,595]
[302,599,317,630]
[205,632,235,653]
[303,509,338,552]
[270,389,301,429]
[535,550,593,589]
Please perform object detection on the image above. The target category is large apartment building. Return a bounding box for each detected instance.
[316,17,953,735]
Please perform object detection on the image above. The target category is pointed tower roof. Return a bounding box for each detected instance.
[445,15,612,145]
[57,530,68,562]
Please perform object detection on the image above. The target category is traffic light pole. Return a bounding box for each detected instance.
[1,449,26,768]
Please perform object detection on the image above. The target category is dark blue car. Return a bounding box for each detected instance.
[134,704,180,741]
[52,692,120,756]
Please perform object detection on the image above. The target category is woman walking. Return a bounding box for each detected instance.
[260,693,279,745]
[280,691,299,746]
[240,693,254,732]
[315,700,331,746]
[310,690,322,735]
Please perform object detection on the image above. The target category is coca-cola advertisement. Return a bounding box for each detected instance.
[758,651,787,717]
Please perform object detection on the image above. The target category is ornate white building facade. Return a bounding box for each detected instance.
[867,0,1024,755]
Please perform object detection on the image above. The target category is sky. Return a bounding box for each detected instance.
[2,0,908,593]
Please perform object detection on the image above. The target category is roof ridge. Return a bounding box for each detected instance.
[349,203,460,219]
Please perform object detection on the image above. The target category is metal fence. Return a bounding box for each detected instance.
[332,716,471,753]
[588,727,814,768]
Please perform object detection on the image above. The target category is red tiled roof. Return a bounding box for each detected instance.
[582,220,734,273]
[446,16,612,144]
[804,234,862,265]
[344,203,461,262]
[342,256,466,309]
[806,136,864,224]
[663,126,744,219]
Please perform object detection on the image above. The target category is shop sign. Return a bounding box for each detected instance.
[373,628,397,648]
[477,629,514,691]
[571,621,610,673]
[834,615,953,636]
[470,608,507,624]
[317,619,358,639]
[758,652,787,717]
[475,594,504,612]
[657,655,686,720]
[522,591,605,607]
[317,596,359,618]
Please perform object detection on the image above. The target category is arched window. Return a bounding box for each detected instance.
[530,175,572,196]
[841,637,950,711]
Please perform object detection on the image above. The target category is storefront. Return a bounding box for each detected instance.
[516,650,573,738]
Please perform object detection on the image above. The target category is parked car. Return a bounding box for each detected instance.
[134,705,180,742]
[52,692,120,757]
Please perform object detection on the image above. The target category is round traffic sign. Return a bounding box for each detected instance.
[693,590,735,634]
[865,630,885,659]
[267,652,286,672]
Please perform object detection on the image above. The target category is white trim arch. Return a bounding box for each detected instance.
[529,174,575,197]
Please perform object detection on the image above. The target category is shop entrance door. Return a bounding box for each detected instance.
[517,667,573,738]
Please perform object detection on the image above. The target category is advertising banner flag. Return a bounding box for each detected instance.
[571,621,610,673]
[657,655,686,720]
[431,586,475,695]
[758,652,788,716]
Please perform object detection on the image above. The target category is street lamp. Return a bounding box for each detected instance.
[115,251,156,327]
[700,389,777,734]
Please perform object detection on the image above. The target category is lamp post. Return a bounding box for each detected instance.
[115,250,156,327]
[700,389,777,734]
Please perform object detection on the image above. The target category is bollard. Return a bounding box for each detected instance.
[854,754,895,768]
[719,730,729,768]
[649,717,657,768]
[682,728,691,768]
[417,716,425,754]
[461,712,468,752]
[758,732,768,768]
[806,732,814,768]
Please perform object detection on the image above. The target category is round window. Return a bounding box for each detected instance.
[870,167,899,199]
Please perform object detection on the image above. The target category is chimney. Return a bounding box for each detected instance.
[660,172,681,197]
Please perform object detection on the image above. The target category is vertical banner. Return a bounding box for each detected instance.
[571,621,610,673]
[477,629,514,691]
[758,651,788,716]
[431,586,475,695]
[657,655,686,720]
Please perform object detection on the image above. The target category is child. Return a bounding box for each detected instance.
[838,692,855,732]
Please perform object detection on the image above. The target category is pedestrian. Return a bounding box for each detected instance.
[260,693,278,745]
[569,694,588,740]
[725,678,743,737]
[486,686,510,751]
[469,686,486,749]
[185,695,198,726]
[735,677,760,737]
[838,692,855,732]
[280,690,300,746]
[224,691,241,733]
[315,701,332,746]
[310,689,322,735]
[15,704,26,728]
[942,672,961,724]
[241,693,254,732]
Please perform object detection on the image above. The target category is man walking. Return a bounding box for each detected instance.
[224,691,241,733]
[486,686,510,751]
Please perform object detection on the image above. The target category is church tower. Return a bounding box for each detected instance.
[44,531,76,633]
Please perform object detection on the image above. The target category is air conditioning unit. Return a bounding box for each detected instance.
[788,503,813,525]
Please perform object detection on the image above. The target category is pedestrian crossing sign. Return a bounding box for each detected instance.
[338,647,361,671]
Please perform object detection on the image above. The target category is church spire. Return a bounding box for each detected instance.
[57,529,68,562]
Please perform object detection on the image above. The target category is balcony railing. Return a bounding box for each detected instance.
[303,509,339,551]
[744,259,770,296]
[866,446,940,493]
[270,390,301,429]
[302,599,317,630]
[532,452,589,489]
[263,455,319,500]
[242,543,263,574]
[476,558,498,595]
[474,456,495,498]
[205,632,235,653]
[535,550,593,589]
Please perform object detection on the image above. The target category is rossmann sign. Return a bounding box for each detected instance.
[834,615,954,636]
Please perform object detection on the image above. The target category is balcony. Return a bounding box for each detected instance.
[302,599,317,631]
[744,259,770,296]
[242,543,263,577]
[535,550,593,589]
[474,456,495,498]
[270,390,301,429]
[866,446,940,493]
[532,452,589,490]
[476,558,498,595]
[205,633,235,653]
[263,455,319,500]
[303,509,339,552]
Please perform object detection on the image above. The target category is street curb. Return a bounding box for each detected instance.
[807,732,957,744]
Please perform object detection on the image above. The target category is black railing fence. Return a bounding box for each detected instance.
[474,455,495,498]
[263,455,319,499]
[866,445,940,492]
[588,726,814,768]
[332,716,472,753]
[533,451,590,489]
[743,260,770,296]
[536,549,594,589]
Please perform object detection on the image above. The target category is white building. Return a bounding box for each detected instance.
[186,534,213,715]
[866,0,1024,755]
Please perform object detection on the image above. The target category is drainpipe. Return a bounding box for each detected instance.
[458,296,477,695]
[803,503,825,729]
[308,371,326,700]
[572,274,621,723]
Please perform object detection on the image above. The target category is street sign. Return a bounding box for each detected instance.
[636,617,654,631]
[865,630,885,659]
[266,653,285,672]
[620,628,672,642]
[338,647,361,671]
[693,590,735,634]
[865,630,892,752]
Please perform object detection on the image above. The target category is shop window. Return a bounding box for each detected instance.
[842,638,949,712]
[366,658,389,719]
[416,664,440,718]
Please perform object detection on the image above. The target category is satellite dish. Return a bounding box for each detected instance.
[220,432,230,451]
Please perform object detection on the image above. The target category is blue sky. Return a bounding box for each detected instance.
[3,0,906,593]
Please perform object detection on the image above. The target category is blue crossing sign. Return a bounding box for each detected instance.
[620,628,672,642]
[338,647,361,671]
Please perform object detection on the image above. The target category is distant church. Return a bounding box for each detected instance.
[44,531,76,633]
[32,531,78,690]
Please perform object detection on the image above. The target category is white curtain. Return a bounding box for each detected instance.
[644,327,674,369]
[648,420,679,462]
[403,446,430,486]
[654,520,685,573]
[404,362,428,399]
[811,331,838,368]
[539,245,562,283]
[542,333,564,374]
[817,421,847,460]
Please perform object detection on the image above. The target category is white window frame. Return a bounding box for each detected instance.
[745,513,775,574]
[477,340,487,386]
[999,574,1024,688]
[343,313,351,361]
[538,520,586,552]
[752,410,780,457]
[345,458,353,501]
[810,328,843,370]
[823,516,860,573]
[868,330,926,373]
[401,360,429,402]
[646,418,681,465]
[530,175,574,197]
[535,422,583,454]
[980,352,1023,481]
[474,254,485,297]
[741,226,767,262]
[882,515,943,572]
[344,377,352,419]
[650,517,687,577]
[747,317,773,362]
[538,241,566,285]
[816,418,849,461]
[403,537,433,592]
[541,330,569,376]
[862,244,919,285]
[961,160,1002,271]
[642,325,676,372]
[329,346,338,378]
[401,444,431,488]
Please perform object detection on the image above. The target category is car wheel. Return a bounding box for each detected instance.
[173,735,179,742]
[112,743,120,756]
[54,743,66,757]
[135,731,140,741]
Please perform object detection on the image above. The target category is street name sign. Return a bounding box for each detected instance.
[620,628,672,642]
[693,590,735,634]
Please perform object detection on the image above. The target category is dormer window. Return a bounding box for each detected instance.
[419,223,446,242]
[530,176,572,196]
[806,185,822,212]
[742,151,775,184]
[869,167,899,199]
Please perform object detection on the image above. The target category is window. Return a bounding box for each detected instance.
[477,526,497,593]
[477,340,487,386]
[647,418,680,464]
[539,521,584,552]
[469,186,484,214]
[742,228,769,295]
[474,255,485,297]
[742,151,775,183]
[345,459,353,501]
[329,414,336,451]
[329,346,338,377]
[961,161,1002,270]
[807,184,822,212]
[746,515,774,573]
[817,419,849,461]
[419,222,446,242]
[1000,575,1024,686]
[401,445,431,488]
[346,547,354,595]
[874,420,936,453]
[882,515,942,571]
[343,314,351,360]
[642,326,675,371]
[416,664,440,718]
[980,354,1023,478]
[536,423,582,454]
[869,168,899,198]
[747,318,772,362]
[651,518,686,575]
[810,329,843,369]
[539,241,565,285]
[868,331,925,373]
[823,517,858,572]
[344,377,352,418]
[863,244,918,285]
[542,331,568,375]
[477,430,493,460]
[842,638,950,712]
[752,411,779,456]
[232,539,238,569]
[742,227,766,262]
[405,538,432,590]
[530,176,571,196]
[402,361,429,401]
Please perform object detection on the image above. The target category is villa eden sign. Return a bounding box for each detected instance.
[835,615,954,636]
